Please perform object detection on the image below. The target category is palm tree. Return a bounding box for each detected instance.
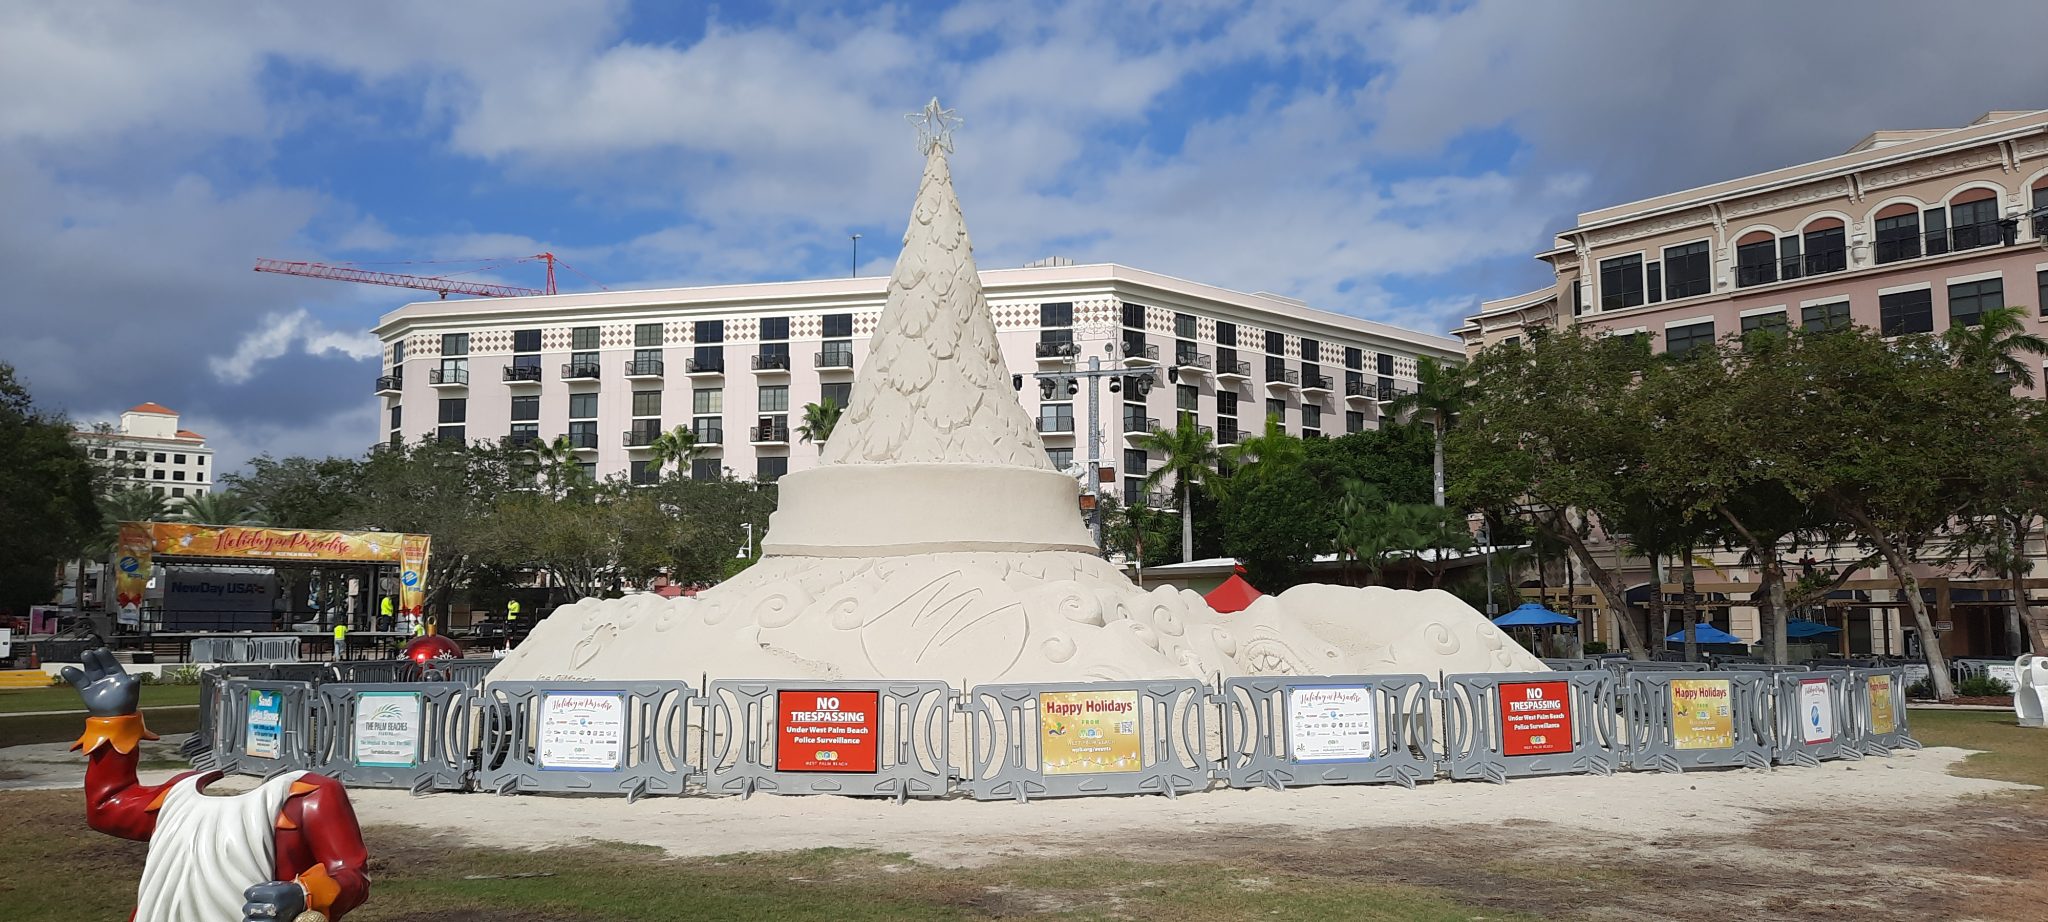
[530,435,581,496]
[1137,412,1221,563]
[1224,412,1305,482]
[797,398,844,448]
[176,490,263,525]
[646,425,699,479]
[1384,355,1470,506]
[1944,305,2048,387]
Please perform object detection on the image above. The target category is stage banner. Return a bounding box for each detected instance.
[1499,680,1573,756]
[1669,678,1734,750]
[774,690,880,773]
[398,534,432,615]
[1039,689,1140,775]
[108,522,433,618]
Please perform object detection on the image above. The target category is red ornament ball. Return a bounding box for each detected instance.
[402,634,464,664]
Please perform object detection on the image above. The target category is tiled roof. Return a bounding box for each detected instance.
[127,402,176,415]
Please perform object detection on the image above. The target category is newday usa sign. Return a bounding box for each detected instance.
[164,571,277,614]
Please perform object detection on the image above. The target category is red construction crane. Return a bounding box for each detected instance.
[253,252,579,299]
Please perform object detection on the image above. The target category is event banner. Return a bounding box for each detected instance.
[1797,678,1835,745]
[112,522,433,618]
[245,689,284,760]
[1286,685,1379,762]
[775,690,880,773]
[352,691,422,769]
[537,692,627,771]
[1668,678,1734,750]
[1868,675,1897,735]
[1039,689,1140,775]
[1499,681,1574,757]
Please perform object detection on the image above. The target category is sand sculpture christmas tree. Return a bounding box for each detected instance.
[490,100,1542,686]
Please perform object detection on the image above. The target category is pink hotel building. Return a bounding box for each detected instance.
[371,262,1461,503]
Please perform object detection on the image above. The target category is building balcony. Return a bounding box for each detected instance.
[691,426,724,447]
[428,368,468,387]
[1345,380,1379,402]
[622,428,660,448]
[561,362,601,381]
[751,352,792,373]
[374,374,402,396]
[369,439,401,454]
[748,424,790,444]
[1122,342,1160,365]
[815,350,856,372]
[1122,417,1159,438]
[1301,374,1333,394]
[1215,423,1241,445]
[685,357,725,376]
[1214,360,1251,382]
[1036,416,1075,436]
[623,359,665,380]
[566,431,599,451]
[1036,340,1080,362]
[503,432,540,450]
[1265,369,1300,390]
[502,365,543,385]
[1378,384,1413,404]
[1174,351,1212,374]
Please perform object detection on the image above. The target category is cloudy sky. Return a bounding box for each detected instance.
[3,0,2043,471]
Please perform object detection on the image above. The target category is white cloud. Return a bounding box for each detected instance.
[213,310,381,385]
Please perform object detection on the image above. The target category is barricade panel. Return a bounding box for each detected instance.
[220,679,318,777]
[964,679,1207,802]
[1772,670,1862,766]
[335,660,422,684]
[1622,672,1773,773]
[475,680,694,802]
[312,682,472,792]
[422,659,496,687]
[1850,667,1921,755]
[702,679,951,801]
[1216,675,1437,790]
[1441,671,1617,783]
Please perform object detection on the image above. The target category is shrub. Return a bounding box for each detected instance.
[1582,641,1609,655]
[1956,675,2012,697]
[1906,679,1934,699]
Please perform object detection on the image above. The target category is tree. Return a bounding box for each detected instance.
[797,399,843,448]
[1137,412,1222,563]
[175,491,264,526]
[223,455,364,528]
[1226,412,1307,480]
[1960,406,2048,654]
[646,425,700,477]
[526,435,585,498]
[1219,465,1328,591]
[0,364,102,615]
[1943,305,2048,387]
[1099,494,1177,572]
[348,438,528,618]
[1384,355,1469,507]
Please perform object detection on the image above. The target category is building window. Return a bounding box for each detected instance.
[151,486,163,496]
[1874,212,1920,264]
[1923,208,1950,257]
[389,405,402,430]
[1302,405,1322,431]
[1177,384,1198,413]
[1124,448,1149,475]
[1266,397,1286,424]
[173,470,186,481]
[1659,242,1711,299]
[133,468,145,478]
[1879,289,1934,335]
[1264,330,1283,354]
[1346,410,1365,433]
[155,452,167,463]
[569,393,597,419]
[1042,403,1074,428]
[1299,336,1319,363]
[1121,302,1146,328]
[1215,321,1236,347]
[821,382,852,407]
[1802,225,1848,275]
[1645,261,1663,304]
[1740,311,1788,335]
[760,316,789,341]
[196,456,205,466]
[113,449,127,461]
[1264,354,1286,379]
[634,323,662,348]
[1174,313,1196,338]
[1950,197,2003,250]
[437,425,465,444]
[438,398,466,424]
[821,314,852,338]
[1343,346,1362,369]
[1571,279,1583,316]
[510,395,539,422]
[1735,239,1777,287]
[2039,269,2048,318]
[174,453,186,464]
[629,459,656,485]
[442,333,469,356]
[1948,277,2003,328]
[693,388,722,415]
[692,343,723,371]
[1599,254,1644,310]
[759,385,789,413]
[92,447,107,459]
[172,487,184,498]
[692,458,721,481]
[757,456,789,483]
[513,329,541,353]
[632,390,662,418]
[1802,301,1851,332]
[694,320,724,343]
[570,327,599,351]
[568,420,597,446]
[576,461,596,481]
[1217,391,1238,417]
[1046,448,1073,469]
[1040,302,1073,328]
[1121,402,1149,430]
[509,422,538,444]
[1665,321,1715,357]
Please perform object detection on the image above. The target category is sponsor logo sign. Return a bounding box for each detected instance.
[1039,689,1141,774]
[1868,675,1896,735]
[774,690,880,773]
[1798,679,1834,745]
[1669,678,1734,751]
[245,689,284,760]
[537,693,626,771]
[1286,685,1379,762]
[353,691,422,768]
[1500,681,1573,756]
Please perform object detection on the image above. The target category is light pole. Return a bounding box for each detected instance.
[850,234,862,278]
[1029,346,1156,556]
[1479,524,1493,616]
[736,523,754,560]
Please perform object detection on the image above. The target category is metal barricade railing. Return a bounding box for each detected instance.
[334,659,422,684]
[476,680,694,803]
[219,679,319,777]
[190,665,287,768]
[1850,668,1921,755]
[1622,672,1774,773]
[1772,670,1863,767]
[420,659,495,687]
[1441,671,1618,784]
[702,680,951,802]
[963,679,1208,802]
[1216,674,1437,790]
[312,682,473,792]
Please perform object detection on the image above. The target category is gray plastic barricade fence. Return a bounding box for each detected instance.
[1440,671,1619,783]
[963,679,1208,802]
[1850,668,1921,755]
[335,659,421,684]
[1622,672,1773,773]
[421,659,495,687]
[192,636,301,664]
[1541,658,1598,671]
[1216,675,1437,790]
[312,682,473,792]
[701,680,952,802]
[1772,670,1863,766]
[1610,660,1711,674]
[476,680,694,802]
[220,679,318,777]
[192,665,292,768]
[270,662,339,685]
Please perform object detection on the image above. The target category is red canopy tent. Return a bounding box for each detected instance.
[1204,567,1263,613]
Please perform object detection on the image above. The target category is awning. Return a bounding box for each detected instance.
[1785,618,1842,639]
[1665,622,1745,644]
[1205,569,1263,614]
[1492,603,1579,627]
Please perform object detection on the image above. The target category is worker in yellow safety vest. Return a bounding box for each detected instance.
[506,600,520,627]
[332,622,349,660]
[411,617,425,637]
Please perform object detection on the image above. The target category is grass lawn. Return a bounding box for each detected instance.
[0,684,203,714]
[0,788,1531,922]
[1907,708,2048,802]
[0,708,199,750]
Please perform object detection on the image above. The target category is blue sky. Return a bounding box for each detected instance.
[4,0,2044,471]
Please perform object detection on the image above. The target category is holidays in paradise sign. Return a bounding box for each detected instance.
[1286,685,1379,762]
[775,690,880,773]
[537,692,626,771]
[1499,681,1573,756]
[1868,675,1896,735]
[1798,678,1835,745]
[353,691,422,768]
[1668,678,1734,750]
[1039,689,1140,774]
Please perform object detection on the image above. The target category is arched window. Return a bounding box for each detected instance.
[2032,177,2048,238]
[1949,188,2005,251]
[1734,230,1778,288]
[1801,217,1848,276]
[1873,202,1920,264]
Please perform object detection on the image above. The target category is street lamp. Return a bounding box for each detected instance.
[736,523,754,559]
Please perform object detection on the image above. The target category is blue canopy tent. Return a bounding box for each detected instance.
[1665,622,1745,645]
[1493,603,1580,657]
[1785,619,1842,640]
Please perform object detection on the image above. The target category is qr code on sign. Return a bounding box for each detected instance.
[1117,721,1134,734]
